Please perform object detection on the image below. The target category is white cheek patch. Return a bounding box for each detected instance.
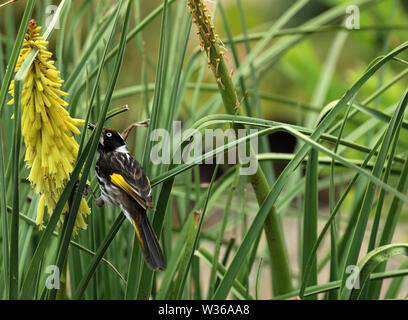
[115,145,128,153]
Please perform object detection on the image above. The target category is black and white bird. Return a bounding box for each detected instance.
[86,125,166,271]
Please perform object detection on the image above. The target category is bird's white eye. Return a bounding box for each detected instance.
[106,132,112,138]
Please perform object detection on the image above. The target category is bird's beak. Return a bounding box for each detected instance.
[87,123,112,131]
[87,123,104,145]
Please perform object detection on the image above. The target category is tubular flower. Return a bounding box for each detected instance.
[8,19,90,233]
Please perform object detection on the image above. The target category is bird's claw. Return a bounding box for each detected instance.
[82,184,104,208]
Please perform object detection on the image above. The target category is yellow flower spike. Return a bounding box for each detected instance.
[72,119,85,127]
[45,69,60,79]
[24,73,33,89]
[36,195,46,230]
[65,121,81,135]
[49,119,62,138]
[52,88,68,97]
[8,19,91,234]
[34,111,42,130]
[35,78,44,91]
[41,92,51,107]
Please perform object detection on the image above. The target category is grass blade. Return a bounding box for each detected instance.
[212,41,408,300]
[9,79,21,299]
[169,164,219,299]
[302,149,318,299]
[384,258,408,299]
[63,3,118,91]
[367,154,408,297]
[196,247,255,300]
[0,128,8,294]
[340,244,408,300]
[0,0,35,115]
[339,89,408,292]
[72,214,125,299]
[135,0,170,300]
[51,0,132,300]
[208,167,240,298]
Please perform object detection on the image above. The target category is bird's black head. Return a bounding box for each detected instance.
[100,129,127,152]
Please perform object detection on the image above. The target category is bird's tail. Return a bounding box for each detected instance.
[130,208,166,271]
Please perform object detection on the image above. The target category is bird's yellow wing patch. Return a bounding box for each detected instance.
[146,175,152,189]
[110,173,134,194]
[110,172,153,209]
[110,172,146,207]
[131,218,144,250]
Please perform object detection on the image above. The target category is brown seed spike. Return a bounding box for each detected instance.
[29,18,37,29]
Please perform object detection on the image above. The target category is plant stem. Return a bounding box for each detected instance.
[188,0,293,295]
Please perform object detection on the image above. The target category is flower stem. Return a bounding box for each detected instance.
[188,0,293,295]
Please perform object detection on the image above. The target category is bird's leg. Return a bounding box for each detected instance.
[82,184,104,207]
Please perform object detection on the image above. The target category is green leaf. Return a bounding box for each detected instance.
[384,258,408,299]
[63,3,118,91]
[9,76,22,300]
[272,267,408,300]
[72,214,125,299]
[170,164,219,299]
[340,244,408,300]
[302,149,318,299]
[59,0,133,300]
[212,39,408,300]
[0,0,35,115]
[340,89,408,292]
[0,126,8,295]
[196,247,255,300]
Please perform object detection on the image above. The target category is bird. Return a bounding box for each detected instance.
[85,124,166,271]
